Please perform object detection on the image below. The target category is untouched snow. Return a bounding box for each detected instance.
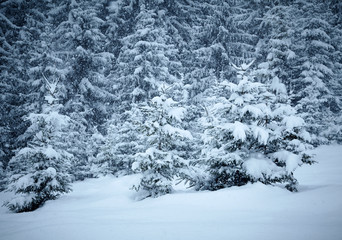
[1,145,342,240]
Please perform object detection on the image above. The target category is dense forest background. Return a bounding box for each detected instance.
[0,0,341,211]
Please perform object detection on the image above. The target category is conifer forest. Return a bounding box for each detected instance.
[0,0,341,214]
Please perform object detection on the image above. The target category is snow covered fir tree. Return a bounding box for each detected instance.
[3,75,73,212]
[0,0,341,212]
[132,86,192,199]
[192,61,312,192]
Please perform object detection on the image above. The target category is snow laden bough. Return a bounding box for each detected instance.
[192,61,313,192]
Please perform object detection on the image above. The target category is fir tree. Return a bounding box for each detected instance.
[112,2,181,112]
[132,87,192,199]
[193,61,312,192]
[292,0,338,143]
[4,75,73,212]
[0,0,48,175]
[53,0,115,128]
[93,106,145,177]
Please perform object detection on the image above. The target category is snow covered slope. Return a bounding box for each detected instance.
[1,145,341,240]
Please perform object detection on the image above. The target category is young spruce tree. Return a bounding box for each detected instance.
[194,61,312,192]
[132,86,192,199]
[4,75,73,212]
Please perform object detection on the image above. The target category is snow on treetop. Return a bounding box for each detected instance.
[231,59,255,71]
[236,79,262,93]
[273,105,296,117]
[132,87,145,96]
[131,161,140,172]
[270,77,287,95]
[45,95,56,104]
[217,121,249,142]
[234,96,244,106]
[229,93,255,104]
[221,80,237,92]
[15,147,37,157]
[134,66,143,75]
[286,49,296,60]
[108,0,123,14]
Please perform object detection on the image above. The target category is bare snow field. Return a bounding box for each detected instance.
[1,145,341,240]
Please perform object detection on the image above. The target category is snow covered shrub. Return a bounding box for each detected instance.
[132,93,192,199]
[193,61,312,192]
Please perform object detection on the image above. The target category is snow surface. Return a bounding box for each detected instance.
[1,145,342,240]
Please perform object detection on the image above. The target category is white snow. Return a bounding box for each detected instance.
[270,76,287,95]
[44,95,55,104]
[285,152,301,173]
[243,157,282,179]
[282,115,305,129]
[168,107,186,121]
[5,194,35,210]
[252,126,269,145]
[273,150,301,173]
[13,174,34,190]
[43,145,60,159]
[232,121,248,142]
[44,167,57,177]
[108,0,123,14]
[241,105,263,118]
[1,145,342,240]
[162,124,193,140]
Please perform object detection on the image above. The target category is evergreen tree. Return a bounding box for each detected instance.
[53,0,115,128]
[292,0,338,143]
[255,3,297,91]
[222,0,260,65]
[192,61,311,192]
[93,106,145,177]
[0,0,48,175]
[132,88,192,199]
[112,2,181,112]
[4,76,73,212]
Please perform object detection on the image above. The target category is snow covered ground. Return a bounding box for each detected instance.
[1,145,341,240]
